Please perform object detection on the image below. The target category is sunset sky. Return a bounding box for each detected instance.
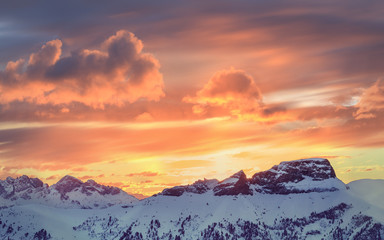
[1,1,384,198]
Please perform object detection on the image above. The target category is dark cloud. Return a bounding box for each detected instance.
[1,1,384,104]
[0,30,164,108]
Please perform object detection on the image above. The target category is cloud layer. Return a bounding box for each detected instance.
[0,30,164,108]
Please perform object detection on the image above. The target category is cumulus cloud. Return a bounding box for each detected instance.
[0,30,164,108]
[354,80,384,119]
[184,68,268,119]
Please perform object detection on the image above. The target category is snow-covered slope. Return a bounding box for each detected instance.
[0,175,138,209]
[0,158,383,240]
[348,179,384,210]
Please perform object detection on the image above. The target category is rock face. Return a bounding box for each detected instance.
[52,176,121,200]
[161,178,219,196]
[53,175,83,200]
[7,175,44,192]
[250,158,345,194]
[0,175,46,200]
[213,170,252,196]
[161,171,253,197]
[83,179,121,195]
[0,175,137,208]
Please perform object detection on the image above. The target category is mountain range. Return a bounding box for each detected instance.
[0,174,137,209]
[0,158,383,239]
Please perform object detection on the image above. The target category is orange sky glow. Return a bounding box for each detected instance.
[0,1,383,198]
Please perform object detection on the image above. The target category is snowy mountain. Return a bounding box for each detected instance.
[0,175,138,209]
[159,158,345,197]
[250,158,346,194]
[0,158,383,239]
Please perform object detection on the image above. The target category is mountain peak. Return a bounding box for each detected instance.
[270,158,336,181]
[277,158,336,178]
[229,170,246,179]
[250,158,344,194]
[213,170,252,196]
[160,178,219,196]
[85,179,97,185]
[53,175,83,198]
[57,175,83,185]
[8,175,44,192]
[0,175,44,201]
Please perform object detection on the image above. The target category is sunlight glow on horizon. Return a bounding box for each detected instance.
[1,2,384,196]
[1,117,383,196]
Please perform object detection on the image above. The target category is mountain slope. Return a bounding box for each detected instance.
[0,158,383,240]
[347,179,384,210]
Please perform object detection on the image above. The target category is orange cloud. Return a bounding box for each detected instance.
[27,39,62,77]
[0,120,273,173]
[354,80,384,119]
[184,68,288,122]
[166,160,213,169]
[71,167,87,172]
[184,68,266,118]
[141,180,153,184]
[46,175,60,181]
[0,30,164,108]
[126,171,159,177]
[78,174,105,181]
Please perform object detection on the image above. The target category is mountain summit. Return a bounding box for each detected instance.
[213,170,252,196]
[250,158,345,194]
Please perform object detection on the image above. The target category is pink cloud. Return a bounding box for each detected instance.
[354,80,384,119]
[184,68,264,117]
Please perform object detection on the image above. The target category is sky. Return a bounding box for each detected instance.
[0,0,384,198]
